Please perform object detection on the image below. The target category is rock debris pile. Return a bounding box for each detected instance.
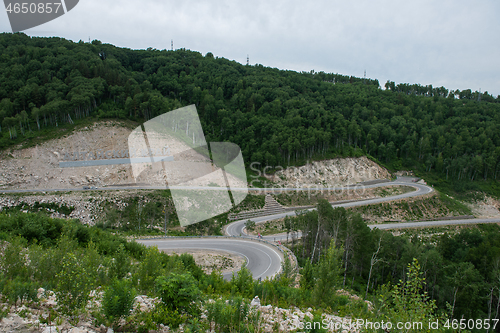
[271,156,390,188]
[0,192,131,225]
[0,291,368,333]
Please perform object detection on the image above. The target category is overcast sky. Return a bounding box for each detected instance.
[1,0,499,96]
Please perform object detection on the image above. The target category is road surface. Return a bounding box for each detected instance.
[5,178,500,279]
[136,237,283,280]
[225,181,434,241]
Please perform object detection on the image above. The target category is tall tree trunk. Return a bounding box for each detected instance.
[343,244,349,287]
[487,287,494,333]
[451,287,458,320]
[496,288,500,322]
[311,217,321,264]
[365,236,382,299]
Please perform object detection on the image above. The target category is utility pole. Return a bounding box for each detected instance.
[246,54,249,66]
[171,40,173,51]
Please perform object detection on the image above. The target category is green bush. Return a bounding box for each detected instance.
[206,296,258,333]
[151,304,186,329]
[199,270,230,295]
[55,251,95,312]
[108,244,131,280]
[102,278,136,322]
[179,253,205,280]
[131,303,188,331]
[155,272,201,316]
[0,212,146,259]
[0,237,29,280]
[134,247,166,294]
[0,213,65,245]
[2,278,38,307]
[230,266,254,298]
[245,220,256,231]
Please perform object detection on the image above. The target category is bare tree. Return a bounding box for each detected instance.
[366,234,383,299]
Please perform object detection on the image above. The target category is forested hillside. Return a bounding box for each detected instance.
[2,32,500,189]
[4,32,500,331]
[289,201,500,323]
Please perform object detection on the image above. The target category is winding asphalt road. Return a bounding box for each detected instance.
[135,180,440,280]
[225,180,434,242]
[4,179,500,279]
[219,179,500,277]
[136,238,283,280]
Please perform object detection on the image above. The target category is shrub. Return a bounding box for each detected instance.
[3,278,38,307]
[155,272,201,316]
[55,252,95,312]
[0,213,65,245]
[134,247,166,294]
[102,278,136,322]
[151,304,186,329]
[179,253,204,280]
[108,244,131,280]
[230,266,253,298]
[245,220,256,231]
[0,237,29,280]
[206,296,257,333]
[199,270,229,295]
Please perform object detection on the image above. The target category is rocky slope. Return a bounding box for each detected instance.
[269,156,391,188]
[1,122,390,191]
[0,122,137,190]
[0,191,131,225]
[0,290,367,333]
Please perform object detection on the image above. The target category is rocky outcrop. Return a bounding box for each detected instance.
[0,290,369,333]
[271,156,390,188]
[248,296,362,332]
[0,192,133,225]
[0,122,137,191]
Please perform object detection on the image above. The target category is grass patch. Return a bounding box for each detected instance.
[250,218,286,236]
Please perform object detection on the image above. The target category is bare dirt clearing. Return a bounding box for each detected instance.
[466,195,500,218]
[0,121,136,190]
[0,120,243,191]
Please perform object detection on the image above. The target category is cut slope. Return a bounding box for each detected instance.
[269,156,391,188]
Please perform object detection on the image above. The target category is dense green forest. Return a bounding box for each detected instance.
[1,33,500,193]
[288,200,500,326]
